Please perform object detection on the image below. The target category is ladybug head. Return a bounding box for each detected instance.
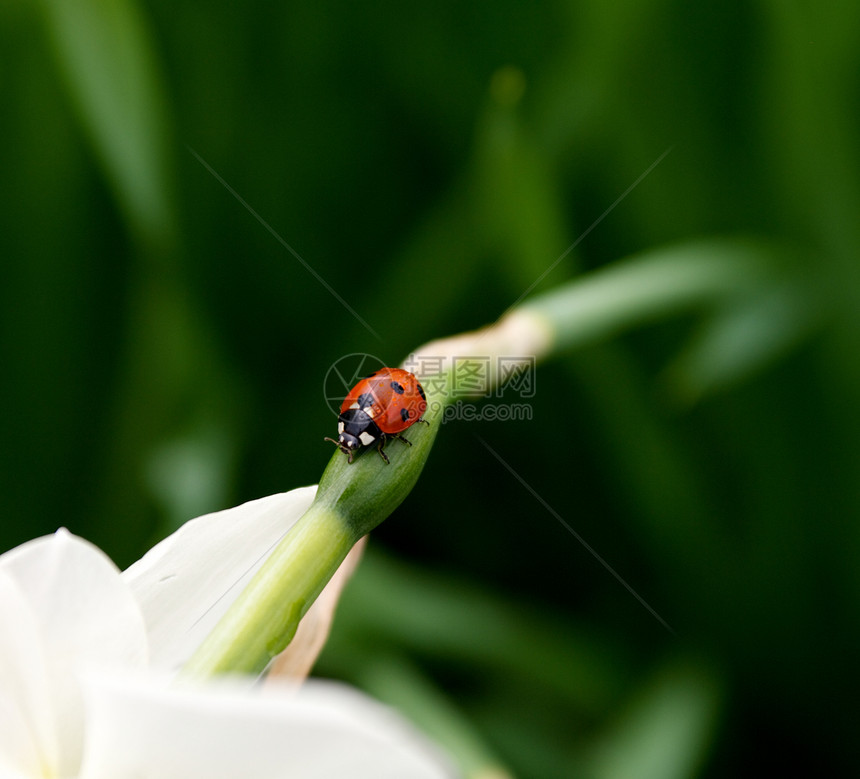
[324,433,361,463]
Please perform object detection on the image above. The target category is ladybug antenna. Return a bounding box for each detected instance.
[324,436,355,464]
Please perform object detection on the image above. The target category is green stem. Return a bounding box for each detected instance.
[182,503,356,676]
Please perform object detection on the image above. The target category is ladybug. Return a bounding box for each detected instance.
[325,367,428,464]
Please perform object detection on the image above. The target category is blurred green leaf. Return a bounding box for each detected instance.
[663,271,825,405]
[586,659,722,779]
[474,67,569,297]
[319,548,630,714]
[522,238,776,349]
[38,0,174,244]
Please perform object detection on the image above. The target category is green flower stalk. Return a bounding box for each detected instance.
[184,237,775,678]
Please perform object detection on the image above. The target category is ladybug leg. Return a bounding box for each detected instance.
[376,436,391,464]
[391,432,412,447]
[417,417,430,426]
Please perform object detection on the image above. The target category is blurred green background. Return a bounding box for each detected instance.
[2,1,860,776]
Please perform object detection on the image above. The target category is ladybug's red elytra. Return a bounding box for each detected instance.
[325,367,428,464]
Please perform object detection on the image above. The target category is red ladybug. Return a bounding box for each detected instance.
[325,367,428,464]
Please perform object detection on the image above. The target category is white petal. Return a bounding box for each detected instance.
[0,570,57,778]
[79,675,455,779]
[122,487,317,671]
[0,530,148,776]
[0,530,148,667]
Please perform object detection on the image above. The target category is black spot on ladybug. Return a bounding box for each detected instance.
[390,381,405,394]
[356,392,375,409]
[416,382,426,401]
[400,407,412,423]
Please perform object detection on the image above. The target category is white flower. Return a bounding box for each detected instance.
[0,489,453,778]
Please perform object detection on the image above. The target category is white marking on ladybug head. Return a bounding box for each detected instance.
[338,421,345,434]
[359,431,376,446]
[349,401,360,409]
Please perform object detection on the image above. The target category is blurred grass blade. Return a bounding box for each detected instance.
[321,548,629,714]
[664,272,825,405]
[587,660,722,779]
[38,0,174,244]
[474,66,569,296]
